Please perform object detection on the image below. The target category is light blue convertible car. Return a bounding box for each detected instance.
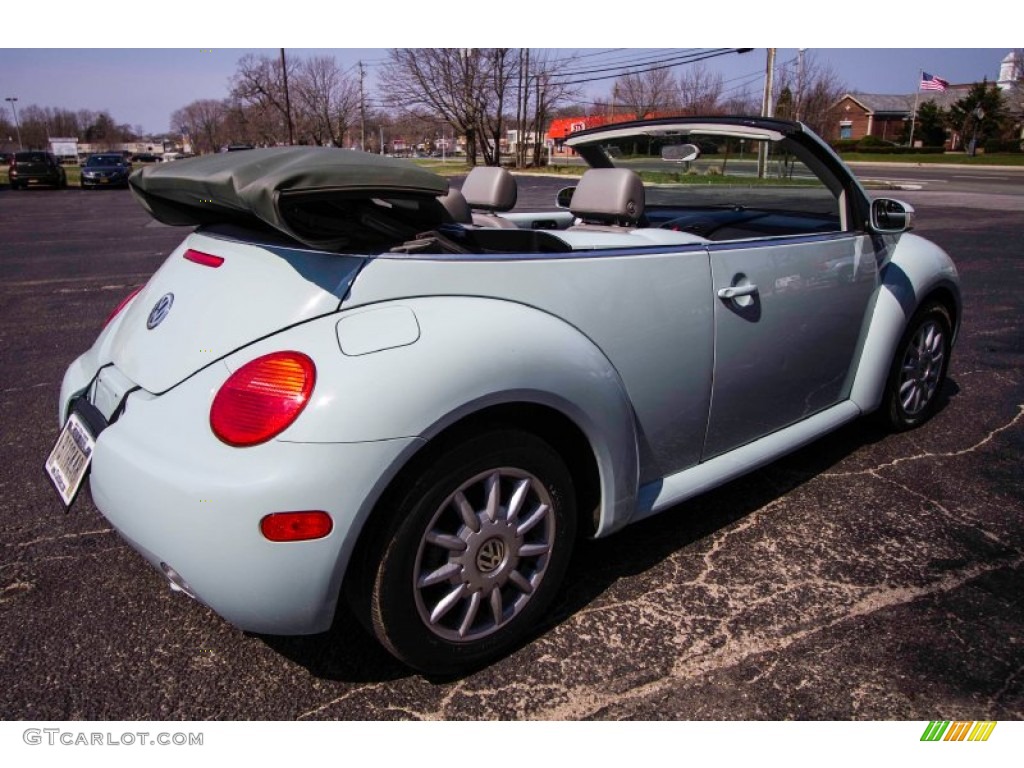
[47,117,960,673]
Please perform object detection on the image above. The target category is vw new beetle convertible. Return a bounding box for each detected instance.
[47,117,960,674]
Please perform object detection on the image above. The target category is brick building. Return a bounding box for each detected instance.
[832,51,1021,145]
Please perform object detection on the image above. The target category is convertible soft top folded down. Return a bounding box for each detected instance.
[129,147,450,250]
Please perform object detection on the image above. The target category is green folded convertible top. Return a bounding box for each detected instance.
[129,147,451,250]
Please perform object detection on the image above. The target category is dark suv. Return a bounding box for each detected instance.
[9,151,67,189]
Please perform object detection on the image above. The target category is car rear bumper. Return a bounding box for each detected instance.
[62,356,422,636]
[82,177,128,187]
[12,174,62,186]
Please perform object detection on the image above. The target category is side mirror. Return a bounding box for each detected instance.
[661,143,701,163]
[870,198,915,233]
[556,186,575,209]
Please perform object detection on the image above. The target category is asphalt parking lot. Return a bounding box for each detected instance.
[1,179,1022,720]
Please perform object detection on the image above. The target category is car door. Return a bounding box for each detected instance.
[701,151,879,459]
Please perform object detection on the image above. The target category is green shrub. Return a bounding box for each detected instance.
[831,139,859,153]
[851,146,945,155]
[983,139,1023,153]
[856,135,896,149]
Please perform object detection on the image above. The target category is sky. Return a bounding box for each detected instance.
[1,8,1015,136]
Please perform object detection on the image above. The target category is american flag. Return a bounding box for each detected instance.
[920,72,949,91]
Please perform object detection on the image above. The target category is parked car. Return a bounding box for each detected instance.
[0,151,13,165]
[9,150,67,189]
[81,153,133,189]
[48,117,960,674]
[132,153,162,164]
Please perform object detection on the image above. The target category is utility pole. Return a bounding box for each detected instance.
[359,61,366,152]
[757,48,776,179]
[280,48,294,145]
[5,97,22,150]
[796,48,806,123]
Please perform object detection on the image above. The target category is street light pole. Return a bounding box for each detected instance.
[5,97,22,150]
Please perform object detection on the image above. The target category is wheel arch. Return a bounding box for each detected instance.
[849,233,961,413]
[326,296,641,625]
[339,398,615,634]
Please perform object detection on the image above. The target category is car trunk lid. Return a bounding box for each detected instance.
[108,227,365,393]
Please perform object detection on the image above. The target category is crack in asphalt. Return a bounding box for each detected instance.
[6,528,114,548]
[0,581,34,604]
[822,404,1024,478]
[530,553,1024,720]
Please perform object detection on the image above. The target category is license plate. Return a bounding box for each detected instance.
[45,412,96,507]
[100,178,109,184]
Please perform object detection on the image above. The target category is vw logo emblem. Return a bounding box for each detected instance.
[476,539,505,573]
[147,293,174,330]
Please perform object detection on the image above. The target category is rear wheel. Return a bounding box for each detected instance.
[880,301,952,430]
[366,429,576,674]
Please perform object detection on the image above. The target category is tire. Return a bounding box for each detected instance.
[879,301,952,431]
[366,429,576,674]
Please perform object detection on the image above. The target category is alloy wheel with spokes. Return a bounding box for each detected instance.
[414,467,556,643]
[367,429,576,674]
[882,301,952,430]
[898,318,946,417]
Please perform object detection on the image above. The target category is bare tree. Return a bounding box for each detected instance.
[474,48,516,166]
[171,99,229,154]
[524,50,581,167]
[720,88,761,116]
[293,56,359,146]
[379,47,537,166]
[230,53,297,145]
[612,67,677,119]
[773,52,846,136]
[17,105,50,149]
[677,63,725,115]
[380,48,491,165]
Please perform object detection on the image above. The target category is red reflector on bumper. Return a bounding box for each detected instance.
[184,249,225,268]
[260,511,333,542]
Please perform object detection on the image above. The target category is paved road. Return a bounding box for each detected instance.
[547,156,1024,199]
[0,183,1021,720]
[848,163,1024,199]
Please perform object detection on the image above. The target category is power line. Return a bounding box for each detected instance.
[545,49,744,89]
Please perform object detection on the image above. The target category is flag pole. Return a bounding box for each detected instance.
[908,69,921,148]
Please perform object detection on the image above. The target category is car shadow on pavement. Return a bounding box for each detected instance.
[259,379,960,684]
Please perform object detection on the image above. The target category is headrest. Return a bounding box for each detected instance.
[461,166,517,212]
[569,169,645,225]
[437,186,472,224]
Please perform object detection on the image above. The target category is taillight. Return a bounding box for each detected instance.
[260,511,333,542]
[103,286,143,328]
[210,351,316,446]
[184,249,224,268]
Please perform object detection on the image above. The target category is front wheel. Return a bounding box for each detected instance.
[367,429,576,674]
[879,301,952,431]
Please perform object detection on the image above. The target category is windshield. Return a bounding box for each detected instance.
[86,155,125,166]
[586,131,842,221]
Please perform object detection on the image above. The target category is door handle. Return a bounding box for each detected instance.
[717,284,758,300]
